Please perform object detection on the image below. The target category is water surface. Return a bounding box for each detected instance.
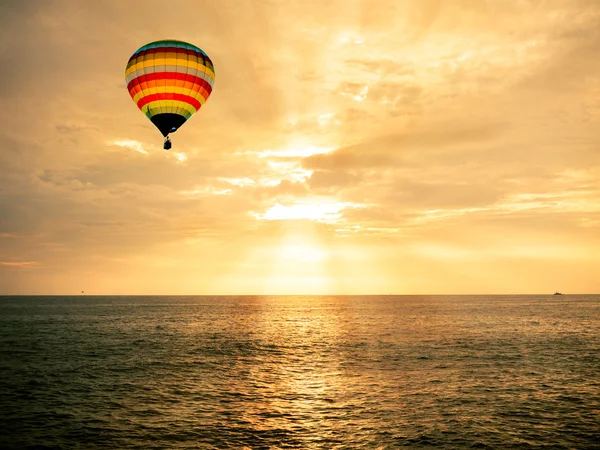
[1,295,598,448]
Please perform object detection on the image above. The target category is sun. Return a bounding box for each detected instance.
[210,220,335,295]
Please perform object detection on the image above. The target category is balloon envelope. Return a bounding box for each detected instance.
[125,39,215,137]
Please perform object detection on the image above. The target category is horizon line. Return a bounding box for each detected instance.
[0,293,595,297]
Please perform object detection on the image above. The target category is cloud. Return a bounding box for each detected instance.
[1,0,599,293]
[0,261,41,269]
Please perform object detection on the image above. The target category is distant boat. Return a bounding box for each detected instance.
[554,292,563,295]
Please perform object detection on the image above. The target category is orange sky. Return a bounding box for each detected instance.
[1,0,599,294]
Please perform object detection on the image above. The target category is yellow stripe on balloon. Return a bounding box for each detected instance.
[125,59,215,79]
[142,100,196,117]
[164,100,197,116]
[149,101,197,116]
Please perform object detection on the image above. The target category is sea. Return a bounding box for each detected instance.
[0,295,598,449]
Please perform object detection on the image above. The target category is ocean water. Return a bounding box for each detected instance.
[0,295,598,449]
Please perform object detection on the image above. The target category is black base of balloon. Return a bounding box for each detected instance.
[150,114,187,137]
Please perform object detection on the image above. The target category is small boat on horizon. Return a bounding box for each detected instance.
[554,292,563,295]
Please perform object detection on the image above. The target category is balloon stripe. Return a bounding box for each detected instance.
[130,46,209,61]
[134,43,208,55]
[137,40,203,51]
[137,93,201,111]
[125,59,215,80]
[143,100,195,117]
[128,72,212,95]
[133,87,208,107]
[130,80,209,100]
[132,84,209,105]
[125,61,214,80]
[133,88,202,109]
[130,80,210,102]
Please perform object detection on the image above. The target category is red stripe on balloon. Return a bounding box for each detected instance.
[127,72,213,94]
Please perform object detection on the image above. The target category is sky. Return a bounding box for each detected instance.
[0,0,599,295]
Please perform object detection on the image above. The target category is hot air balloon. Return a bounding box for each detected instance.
[125,39,215,150]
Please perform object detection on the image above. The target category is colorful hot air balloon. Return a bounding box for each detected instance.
[125,39,215,150]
